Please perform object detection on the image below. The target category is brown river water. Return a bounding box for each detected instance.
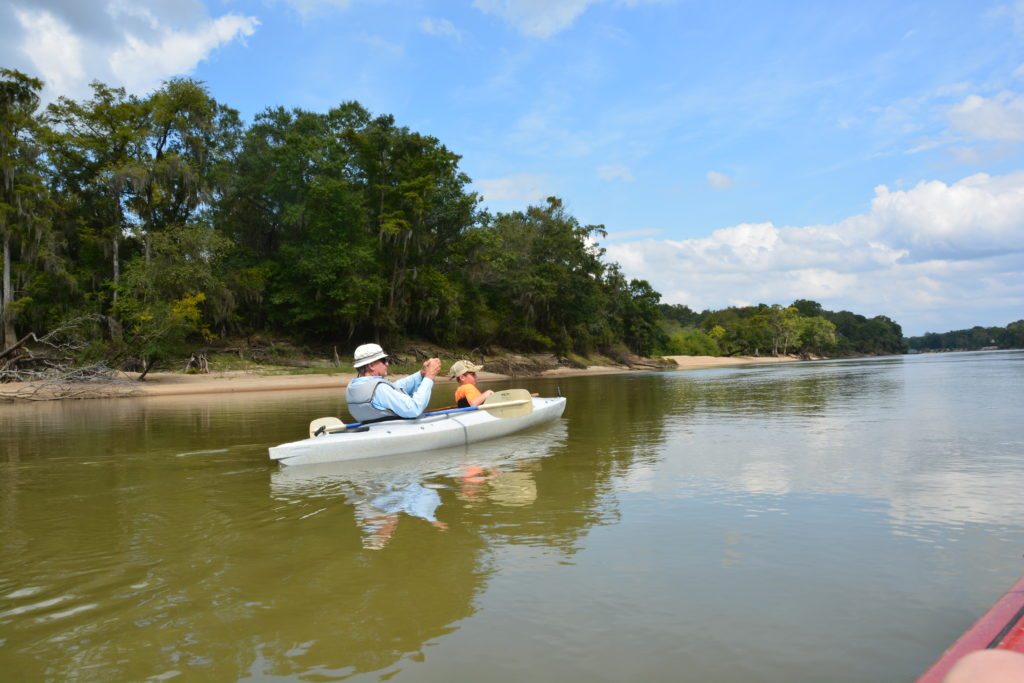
[2,351,1023,682]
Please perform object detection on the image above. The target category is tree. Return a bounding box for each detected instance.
[663,327,720,356]
[658,303,701,328]
[217,102,479,342]
[608,274,664,356]
[799,316,837,356]
[113,222,230,375]
[45,82,148,323]
[733,313,772,355]
[765,304,801,355]
[129,79,241,263]
[791,299,824,318]
[1005,320,1024,348]
[0,69,55,349]
[469,198,613,354]
[347,111,478,340]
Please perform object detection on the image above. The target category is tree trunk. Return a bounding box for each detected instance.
[2,235,15,348]
[138,357,155,381]
[107,235,123,340]
[111,234,120,304]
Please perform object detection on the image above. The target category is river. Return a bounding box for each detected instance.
[1,350,1022,682]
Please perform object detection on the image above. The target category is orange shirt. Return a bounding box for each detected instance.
[454,384,481,407]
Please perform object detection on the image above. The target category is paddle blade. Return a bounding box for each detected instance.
[482,389,534,418]
[309,417,345,438]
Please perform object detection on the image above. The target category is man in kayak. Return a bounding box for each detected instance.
[449,359,495,408]
[346,344,441,422]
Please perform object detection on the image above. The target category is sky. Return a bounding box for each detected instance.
[2,0,1023,336]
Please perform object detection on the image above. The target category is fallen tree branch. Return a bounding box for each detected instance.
[0,332,38,361]
[0,362,141,401]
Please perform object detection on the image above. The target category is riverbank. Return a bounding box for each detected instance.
[0,354,804,401]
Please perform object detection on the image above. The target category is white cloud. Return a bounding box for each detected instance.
[473,0,597,38]
[358,34,404,58]
[3,3,258,101]
[14,8,85,96]
[948,92,1024,141]
[475,173,551,203]
[420,17,462,41]
[283,0,352,18]
[605,172,1024,335]
[904,138,943,155]
[598,164,633,182]
[110,15,258,94]
[472,0,654,38]
[706,170,733,189]
[605,227,665,241]
[988,0,1024,37]
[867,173,1024,256]
[507,90,602,157]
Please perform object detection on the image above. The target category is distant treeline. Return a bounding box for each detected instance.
[1,69,904,369]
[906,322,1024,352]
[658,299,906,357]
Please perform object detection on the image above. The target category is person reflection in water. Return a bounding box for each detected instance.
[456,461,540,507]
[354,482,448,550]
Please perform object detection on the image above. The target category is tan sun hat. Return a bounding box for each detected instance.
[449,359,483,378]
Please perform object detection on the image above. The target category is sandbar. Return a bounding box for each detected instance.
[0,355,804,401]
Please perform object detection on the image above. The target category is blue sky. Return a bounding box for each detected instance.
[2,0,1023,336]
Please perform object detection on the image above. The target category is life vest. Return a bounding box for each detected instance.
[345,377,400,422]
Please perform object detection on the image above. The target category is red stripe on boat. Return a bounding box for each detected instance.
[916,574,1024,683]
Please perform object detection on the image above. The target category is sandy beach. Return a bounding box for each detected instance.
[0,355,803,401]
[661,354,802,370]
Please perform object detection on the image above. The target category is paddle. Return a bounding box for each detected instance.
[480,388,534,418]
[309,417,346,437]
[307,388,535,437]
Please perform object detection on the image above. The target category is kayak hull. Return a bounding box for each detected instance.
[916,573,1024,683]
[269,397,567,467]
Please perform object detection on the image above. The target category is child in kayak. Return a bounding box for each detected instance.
[449,360,495,408]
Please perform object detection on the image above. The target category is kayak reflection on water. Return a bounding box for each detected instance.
[270,422,567,549]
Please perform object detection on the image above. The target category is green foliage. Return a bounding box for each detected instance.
[111,221,229,364]
[907,320,1024,351]
[1,71,909,366]
[1,68,59,346]
[798,316,838,355]
[658,303,700,328]
[44,81,148,316]
[115,292,209,367]
[662,327,721,356]
[661,300,900,357]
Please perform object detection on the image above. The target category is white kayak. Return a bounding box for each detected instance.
[269,395,567,468]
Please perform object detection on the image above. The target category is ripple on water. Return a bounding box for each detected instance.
[0,595,70,620]
[35,602,98,623]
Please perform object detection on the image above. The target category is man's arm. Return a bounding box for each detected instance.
[376,358,440,418]
[373,379,434,418]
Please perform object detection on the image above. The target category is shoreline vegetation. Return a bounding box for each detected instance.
[8,70,1017,407]
[2,71,909,396]
[0,353,806,402]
